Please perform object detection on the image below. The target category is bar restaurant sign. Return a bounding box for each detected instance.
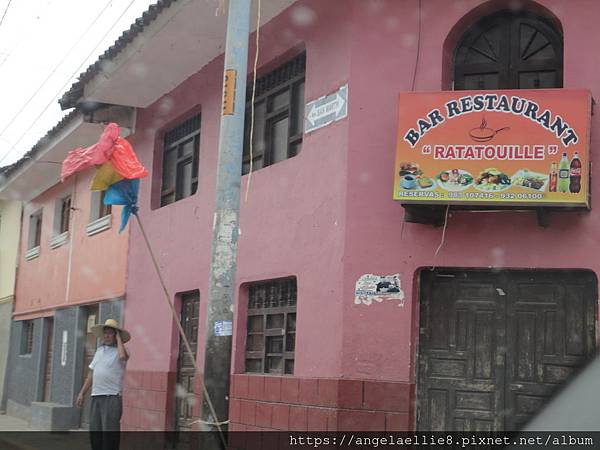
[393,89,592,207]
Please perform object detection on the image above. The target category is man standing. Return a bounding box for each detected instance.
[76,319,130,450]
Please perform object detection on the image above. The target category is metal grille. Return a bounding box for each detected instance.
[249,52,306,100]
[248,278,297,309]
[245,278,297,375]
[164,114,200,147]
[22,321,34,354]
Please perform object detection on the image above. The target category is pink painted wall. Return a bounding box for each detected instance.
[14,169,129,319]
[125,0,600,392]
[124,0,352,378]
[342,0,600,383]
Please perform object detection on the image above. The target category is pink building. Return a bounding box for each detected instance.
[27,0,600,437]
[0,110,134,429]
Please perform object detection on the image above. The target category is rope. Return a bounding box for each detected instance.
[133,213,227,448]
[431,204,450,271]
[244,0,261,202]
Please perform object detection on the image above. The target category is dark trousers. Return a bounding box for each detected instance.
[90,395,122,450]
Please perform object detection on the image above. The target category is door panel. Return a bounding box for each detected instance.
[43,319,54,402]
[81,306,98,429]
[504,272,596,430]
[418,273,505,431]
[175,292,200,433]
[418,270,596,432]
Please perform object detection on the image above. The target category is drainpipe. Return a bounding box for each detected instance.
[199,0,250,447]
[64,174,78,304]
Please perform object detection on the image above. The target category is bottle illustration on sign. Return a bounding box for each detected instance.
[558,152,570,193]
[570,152,582,193]
[549,162,558,192]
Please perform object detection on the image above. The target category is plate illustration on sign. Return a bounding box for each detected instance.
[474,168,512,192]
[511,169,549,192]
[436,169,474,191]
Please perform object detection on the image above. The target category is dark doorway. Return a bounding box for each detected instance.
[417,270,596,431]
[174,291,199,444]
[80,305,99,429]
[42,319,54,402]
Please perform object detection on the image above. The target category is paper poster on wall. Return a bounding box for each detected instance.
[61,330,68,367]
[354,274,405,307]
[214,320,233,337]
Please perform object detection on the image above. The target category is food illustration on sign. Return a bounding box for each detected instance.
[512,169,549,191]
[398,162,436,190]
[399,161,422,177]
[468,116,510,142]
[437,169,474,191]
[475,168,512,191]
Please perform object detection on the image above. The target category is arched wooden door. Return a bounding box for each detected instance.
[454,11,563,90]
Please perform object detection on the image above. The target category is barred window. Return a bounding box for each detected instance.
[161,114,201,207]
[242,53,305,175]
[245,278,297,375]
[21,320,34,355]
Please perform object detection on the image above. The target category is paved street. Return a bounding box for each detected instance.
[0,413,30,431]
[0,413,89,450]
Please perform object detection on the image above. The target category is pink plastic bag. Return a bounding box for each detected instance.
[60,123,120,181]
[110,137,148,179]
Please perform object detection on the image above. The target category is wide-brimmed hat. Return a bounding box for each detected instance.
[91,319,131,343]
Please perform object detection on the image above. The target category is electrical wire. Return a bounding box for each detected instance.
[0,0,138,166]
[0,0,13,29]
[244,0,261,202]
[0,1,115,140]
[431,204,450,271]
[410,0,422,91]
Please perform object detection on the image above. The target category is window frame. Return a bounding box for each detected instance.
[20,320,34,355]
[59,195,71,235]
[160,114,201,207]
[28,210,43,250]
[244,278,297,375]
[242,53,306,175]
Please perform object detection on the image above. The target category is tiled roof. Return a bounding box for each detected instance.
[58,0,178,110]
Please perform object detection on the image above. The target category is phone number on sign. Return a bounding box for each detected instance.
[499,192,544,200]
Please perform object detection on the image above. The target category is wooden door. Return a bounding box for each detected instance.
[454,11,562,90]
[504,272,597,430]
[175,292,200,433]
[81,305,99,429]
[42,319,54,402]
[418,270,596,431]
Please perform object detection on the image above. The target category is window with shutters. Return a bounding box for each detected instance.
[242,53,305,174]
[454,11,562,90]
[160,114,201,207]
[245,278,297,375]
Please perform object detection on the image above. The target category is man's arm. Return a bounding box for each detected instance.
[76,371,92,408]
[116,331,129,362]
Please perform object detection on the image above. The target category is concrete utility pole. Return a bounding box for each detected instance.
[200,0,250,448]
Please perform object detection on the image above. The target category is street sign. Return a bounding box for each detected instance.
[305,84,348,133]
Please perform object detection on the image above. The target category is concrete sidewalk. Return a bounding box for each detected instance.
[0,413,31,431]
[0,413,89,450]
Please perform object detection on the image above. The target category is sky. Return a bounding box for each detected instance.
[0,0,159,167]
